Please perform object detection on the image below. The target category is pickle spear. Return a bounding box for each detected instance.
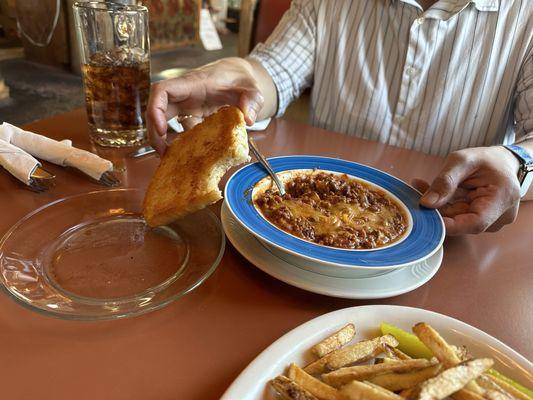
[380,322,433,359]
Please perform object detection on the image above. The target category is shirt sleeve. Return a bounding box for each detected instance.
[246,0,317,117]
[514,47,533,143]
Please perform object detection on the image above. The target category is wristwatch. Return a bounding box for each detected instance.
[503,144,533,197]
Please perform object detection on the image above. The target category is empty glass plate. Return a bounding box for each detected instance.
[0,189,225,320]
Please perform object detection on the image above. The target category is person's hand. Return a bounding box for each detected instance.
[146,57,264,155]
[412,146,521,235]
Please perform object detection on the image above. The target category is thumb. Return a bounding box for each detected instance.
[421,154,476,208]
[239,88,264,125]
[411,178,430,194]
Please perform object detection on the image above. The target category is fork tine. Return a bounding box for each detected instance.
[102,173,117,186]
[35,177,54,188]
[98,171,120,187]
[98,176,112,187]
[107,172,120,184]
[28,181,47,192]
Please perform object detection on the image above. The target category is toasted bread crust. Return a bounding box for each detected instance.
[143,106,249,226]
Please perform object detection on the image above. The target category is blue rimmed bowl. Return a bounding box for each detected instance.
[224,156,444,278]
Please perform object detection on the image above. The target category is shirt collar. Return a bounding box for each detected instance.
[396,0,499,13]
[470,0,499,12]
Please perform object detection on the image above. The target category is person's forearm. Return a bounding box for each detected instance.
[245,58,278,120]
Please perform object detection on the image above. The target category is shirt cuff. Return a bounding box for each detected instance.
[247,44,294,118]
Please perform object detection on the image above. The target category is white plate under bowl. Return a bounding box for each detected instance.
[258,240,396,278]
[221,202,442,299]
[221,305,532,400]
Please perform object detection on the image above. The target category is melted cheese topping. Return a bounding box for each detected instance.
[254,172,408,249]
[279,198,398,237]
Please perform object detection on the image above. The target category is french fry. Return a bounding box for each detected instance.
[369,364,443,391]
[383,344,400,360]
[476,375,505,392]
[407,386,485,400]
[399,386,421,400]
[418,358,494,400]
[304,335,398,375]
[476,374,514,399]
[382,358,399,364]
[383,344,412,360]
[413,323,484,394]
[378,357,404,364]
[483,390,516,400]
[412,323,462,368]
[368,381,410,396]
[475,375,516,400]
[322,359,434,387]
[486,370,533,398]
[270,376,320,400]
[328,335,400,371]
[450,389,486,400]
[312,324,356,358]
[451,345,469,362]
[288,363,341,400]
[339,380,404,400]
[486,374,531,400]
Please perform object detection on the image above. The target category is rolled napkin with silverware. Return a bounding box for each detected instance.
[0,138,40,185]
[0,122,118,185]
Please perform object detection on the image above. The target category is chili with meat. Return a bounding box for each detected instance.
[254,172,408,249]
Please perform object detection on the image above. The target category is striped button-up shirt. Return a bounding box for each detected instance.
[248,0,533,157]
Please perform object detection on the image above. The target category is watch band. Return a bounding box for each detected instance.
[503,144,533,165]
[503,144,533,197]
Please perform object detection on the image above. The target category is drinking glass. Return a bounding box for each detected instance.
[73,1,150,147]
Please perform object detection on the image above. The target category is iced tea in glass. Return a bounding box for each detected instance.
[73,2,150,147]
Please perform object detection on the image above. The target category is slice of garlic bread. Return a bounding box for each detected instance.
[143,106,249,227]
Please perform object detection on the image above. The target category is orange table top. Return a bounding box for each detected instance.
[0,109,531,399]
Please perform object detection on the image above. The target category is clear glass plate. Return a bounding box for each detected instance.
[0,189,225,320]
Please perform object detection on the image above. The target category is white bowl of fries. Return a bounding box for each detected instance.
[221,305,532,400]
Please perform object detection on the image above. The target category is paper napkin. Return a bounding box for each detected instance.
[0,138,40,185]
[0,122,113,180]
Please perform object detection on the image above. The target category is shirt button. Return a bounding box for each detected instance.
[416,17,425,25]
[406,67,416,76]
